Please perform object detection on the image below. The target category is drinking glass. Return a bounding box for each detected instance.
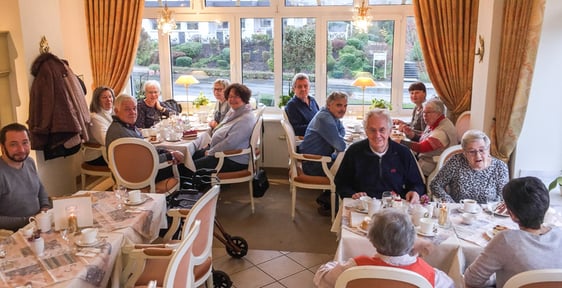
[382,191,392,208]
[113,184,127,209]
[486,194,499,220]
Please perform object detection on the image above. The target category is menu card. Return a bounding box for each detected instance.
[52,194,94,230]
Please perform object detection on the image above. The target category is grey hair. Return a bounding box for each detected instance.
[368,209,416,256]
[326,91,348,105]
[213,78,230,88]
[424,98,445,115]
[364,109,392,130]
[143,80,161,93]
[113,93,136,112]
[461,129,491,150]
[291,73,309,90]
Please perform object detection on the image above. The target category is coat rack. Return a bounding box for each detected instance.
[39,36,50,54]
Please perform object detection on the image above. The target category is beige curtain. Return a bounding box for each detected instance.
[412,0,479,122]
[490,0,545,162]
[85,0,145,94]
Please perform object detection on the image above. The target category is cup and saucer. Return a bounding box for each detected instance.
[75,228,100,247]
[416,227,436,237]
[124,190,149,206]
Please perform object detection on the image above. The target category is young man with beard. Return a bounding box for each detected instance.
[0,123,51,231]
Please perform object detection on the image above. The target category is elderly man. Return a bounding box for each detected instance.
[0,123,51,231]
[106,94,186,180]
[284,73,320,136]
[336,109,424,203]
[314,209,454,288]
[399,98,457,176]
[299,91,347,176]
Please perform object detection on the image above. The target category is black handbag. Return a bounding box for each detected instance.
[252,169,269,198]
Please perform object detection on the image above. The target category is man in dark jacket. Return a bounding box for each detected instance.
[335,109,424,203]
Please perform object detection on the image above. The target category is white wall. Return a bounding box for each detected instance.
[513,0,562,181]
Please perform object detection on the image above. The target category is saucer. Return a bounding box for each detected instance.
[149,140,162,144]
[457,206,481,214]
[484,206,510,217]
[124,195,149,206]
[165,138,181,142]
[416,227,435,237]
[353,207,368,214]
[75,238,101,247]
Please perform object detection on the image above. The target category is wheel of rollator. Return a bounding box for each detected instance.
[226,236,248,258]
[213,270,232,288]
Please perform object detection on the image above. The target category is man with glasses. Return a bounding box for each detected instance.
[398,98,457,176]
[430,130,508,204]
[336,109,425,203]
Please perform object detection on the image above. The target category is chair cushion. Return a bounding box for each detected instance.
[139,177,179,194]
[81,163,111,172]
[217,170,252,180]
[194,256,213,282]
[295,167,330,185]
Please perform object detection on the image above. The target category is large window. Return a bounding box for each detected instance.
[134,1,429,116]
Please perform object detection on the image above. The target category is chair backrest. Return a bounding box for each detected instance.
[163,220,200,288]
[280,119,299,177]
[455,110,471,143]
[250,115,263,169]
[180,185,219,267]
[82,142,109,163]
[108,137,158,191]
[426,144,463,197]
[335,266,433,288]
[503,269,562,288]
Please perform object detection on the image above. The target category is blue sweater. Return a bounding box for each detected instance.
[335,139,425,199]
[285,96,319,136]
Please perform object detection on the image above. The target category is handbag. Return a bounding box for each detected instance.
[252,169,269,198]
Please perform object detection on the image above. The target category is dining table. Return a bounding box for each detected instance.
[332,192,562,288]
[0,191,169,287]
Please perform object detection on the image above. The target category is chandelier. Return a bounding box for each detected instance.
[353,0,372,33]
[157,1,176,35]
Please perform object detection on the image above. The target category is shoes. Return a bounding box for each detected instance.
[317,206,331,217]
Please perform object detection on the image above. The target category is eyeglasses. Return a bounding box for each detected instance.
[464,149,488,157]
[213,88,224,91]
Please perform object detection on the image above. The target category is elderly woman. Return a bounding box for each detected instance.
[284,73,320,136]
[84,86,114,165]
[313,209,453,288]
[399,98,457,176]
[192,83,256,172]
[394,81,427,133]
[135,80,179,128]
[430,130,508,204]
[464,177,562,288]
[209,79,231,129]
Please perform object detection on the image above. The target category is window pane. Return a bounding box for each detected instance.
[368,0,412,5]
[326,20,394,117]
[241,18,275,107]
[206,0,270,7]
[145,0,191,8]
[403,16,434,109]
[285,0,352,6]
[171,21,231,103]
[282,18,316,101]
[132,20,161,99]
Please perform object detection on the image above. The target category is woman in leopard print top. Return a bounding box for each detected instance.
[429,130,508,203]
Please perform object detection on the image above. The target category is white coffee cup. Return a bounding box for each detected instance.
[29,210,52,233]
[460,199,478,213]
[368,198,382,217]
[462,212,476,224]
[128,190,142,203]
[20,226,34,239]
[411,205,428,227]
[419,218,435,235]
[81,228,98,244]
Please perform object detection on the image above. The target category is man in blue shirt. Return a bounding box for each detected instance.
[299,91,348,176]
[284,73,320,136]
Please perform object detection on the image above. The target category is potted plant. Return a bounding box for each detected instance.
[278,87,294,108]
[370,98,392,110]
[548,176,562,191]
[193,92,209,109]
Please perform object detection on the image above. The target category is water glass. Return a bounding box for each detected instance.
[113,184,127,209]
[382,191,392,208]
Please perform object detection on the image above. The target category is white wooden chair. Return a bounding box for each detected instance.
[80,142,112,189]
[426,144,463,197]
[211,116,262,213]
[122,186,220,288]
[455,110,471,143]
[281,119,337,221]
[335,266,433,288]
[503,269,562,288]
[107,137,179,195]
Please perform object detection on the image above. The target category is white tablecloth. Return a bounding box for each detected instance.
[156,132,211,172]
[333,194,562,288]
